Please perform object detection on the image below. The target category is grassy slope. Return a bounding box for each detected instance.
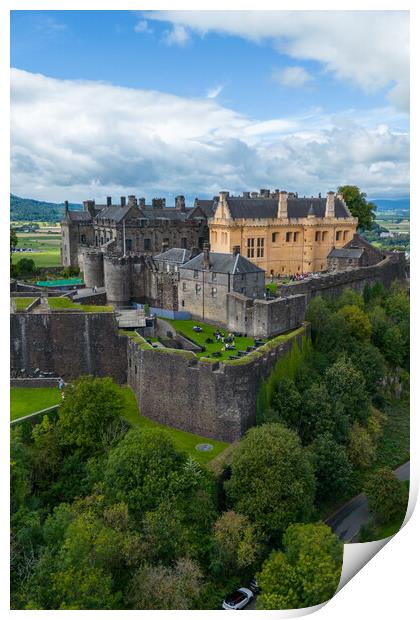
[165,319,264,361]
[119,386,228,465]
[10,387,62,420]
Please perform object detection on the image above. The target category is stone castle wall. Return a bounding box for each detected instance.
[10,312,127,383]
[127,325,310,442]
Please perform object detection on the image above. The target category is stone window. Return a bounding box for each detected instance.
[195,284,201,294]
[126,239,133,251]
[80,234,86,244]
[247,238,255,258]
[343,230,349,240]
[211,272,217,281]
[211,287,217,297]
[257,237,265,258]
[134,365,137,375]
[182,282,187,291]
[293,232,299,242]
[144,238,151,251]
[181,300,185,307]
[100,237,104,245]
[286,232,292,242]
[322,231,328,241]
[336,230,342,241]
[272,232,278,243]
[315,231,321,242]
[181,237,187,248]
[193,270,199,278]
[212,231,218,244]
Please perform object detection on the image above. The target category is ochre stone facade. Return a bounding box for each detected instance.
[209,190,358,276]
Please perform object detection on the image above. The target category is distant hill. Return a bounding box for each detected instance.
[371,198,410,212]
[10,194,82,222]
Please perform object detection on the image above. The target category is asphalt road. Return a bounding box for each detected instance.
[325,461,410,542]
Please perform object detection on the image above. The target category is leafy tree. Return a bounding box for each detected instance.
[335,287,364,309]
[345,340,387,395]
[11,426,31,512]
[51,565,121,610]
[337,185,376,230]
[58,376,124,453]
[269,377,302,428]
[296,383,333,445]
[365,468,407,524]
[257,523,343,609]
[324,356,369,425]
[305,297,349,360]
[211,511,261,578]
[11,227,18,250]
[347,422,376,468]
[30,416,63,491]
[311,433,352,504]
[384,290,410,324]
[224,424,315,541]
[382,325,406,368]
[15,257,37,277]
[337,305,372,341]
[104,427,185,515]
[140,500,190,565]
[125,558,202,610]
[368,305,389,350]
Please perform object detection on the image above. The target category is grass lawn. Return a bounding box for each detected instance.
[13,233,61,267]
[12,248,61,267]
[119,386,228,465]
[48,297,113,312]
[14,297,37,311]
[165,319,266,361]
[10,387,62,420]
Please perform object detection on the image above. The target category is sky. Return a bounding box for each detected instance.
[10,10,410,204]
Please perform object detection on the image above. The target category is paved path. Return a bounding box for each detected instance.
[325,461,410,542]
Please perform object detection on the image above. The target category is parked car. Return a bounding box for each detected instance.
[222,587,254,610]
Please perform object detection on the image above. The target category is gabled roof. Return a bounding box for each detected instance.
[95,205,136,223]
[191,199,217,218]
[67,210,92,222]
[181,251,264,275]
[223,196,352,220]
[328,248,364,259]
[153,248,194,264]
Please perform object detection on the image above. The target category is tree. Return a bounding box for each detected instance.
[257,523,343,609]
[382,325,406,367]
[51,565,121,610]
[297,383,334,445]
[335,287,364,309]
[347,422,376,468]
[364,468,407,524]
[345,340,387,395]
[324,356,369,425]
[211,511,261,578]
[104,427,185,515]
[337,185,376,230]
[337,305,372,341]
[15,258,37,277]
[125,558,202,610]
[58,376,124,453]
[10,227,18,250]
[269,377,302,429]
[224,424,315,541]
[311,433,352,504]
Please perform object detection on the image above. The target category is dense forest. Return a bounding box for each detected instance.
[10,195,82,222]
[10,284,409,610]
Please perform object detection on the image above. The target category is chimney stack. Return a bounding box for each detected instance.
[277,190,288,219]
[203,242,210,270]
[138,197,146,208]
[175,195,186,211]
[128,195,137,207]
[106,196,112,206]
[120,196,126,207]
[325,191,335,218]
[242,191,250,198]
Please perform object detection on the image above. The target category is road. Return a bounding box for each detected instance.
[325,461,410,542]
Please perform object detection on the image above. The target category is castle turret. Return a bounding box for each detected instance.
[325,191,335,218]
[82,250,104,289]
[104,255,132,306]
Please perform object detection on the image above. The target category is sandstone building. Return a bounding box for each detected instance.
[209,190,358,275]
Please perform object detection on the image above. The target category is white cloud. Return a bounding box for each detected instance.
[163,24,190,47]
[10,69,409,203]
[146,10,409,111]
[206,84,223,99]
[134,20,152,34]
[272,66,313,88]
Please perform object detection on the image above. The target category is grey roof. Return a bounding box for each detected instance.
[95,205,134,223]
[192,199,217,218]
[328,248,364,259]
[343,233,382,255]
[153,248,194,264]
[67,210,91,222]
[224,196,351,220]
[181,251,264,274]
[140,207,197,221]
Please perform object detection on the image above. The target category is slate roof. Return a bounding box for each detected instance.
[139,207,196,221]
[224,196,352,220]
[328,248,364,259]
[154,248,194,264]
[192,199,217,218]
[95,205,134,222]
[181,251,264,274]
[67,211,92,222]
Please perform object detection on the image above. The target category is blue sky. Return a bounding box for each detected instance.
[10,10,409,202]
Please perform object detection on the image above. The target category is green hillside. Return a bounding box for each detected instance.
[10,194,82,222]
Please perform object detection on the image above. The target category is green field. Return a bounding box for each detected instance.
[13,297,37,311]
[10,387,62,420]
[10,385,228,464]
[47,297,113,312]
[165,319,265,361]
[12,232,61,267]
[376,219,410,233]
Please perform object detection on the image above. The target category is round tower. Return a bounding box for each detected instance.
[104,255,132,306]
[81,250,104,288]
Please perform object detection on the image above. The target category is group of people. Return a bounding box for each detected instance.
[289,271,319,282]
[214,330,236,351]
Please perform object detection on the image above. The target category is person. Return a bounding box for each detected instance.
[58,377,65,390]
[93,285,97,293]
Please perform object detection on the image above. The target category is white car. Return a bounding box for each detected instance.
[222,587,254,610]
